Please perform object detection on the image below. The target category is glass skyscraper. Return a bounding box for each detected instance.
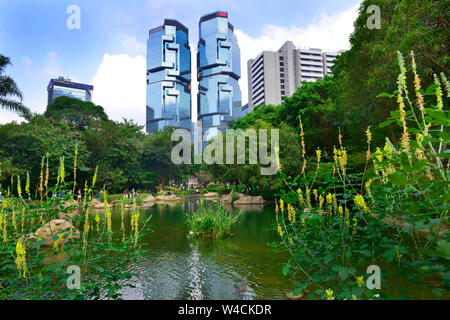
[197,11,242,144]
[146,19,192,133]
[47,77,93,105]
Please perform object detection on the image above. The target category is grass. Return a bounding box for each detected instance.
[186,200,240,239]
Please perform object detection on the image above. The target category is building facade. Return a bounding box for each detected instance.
[247,41,342,111]
[47,77,93,105]
[146,19,192,133]
[197,11,242,144]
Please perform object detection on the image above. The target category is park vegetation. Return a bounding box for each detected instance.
[186,200,240,239]
[0,0,448,300]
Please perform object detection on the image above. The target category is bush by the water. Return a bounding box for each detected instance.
[186,200,240,239]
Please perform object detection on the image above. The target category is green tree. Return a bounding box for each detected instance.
[0,54,31,118]
[332,0,449,147]
[45,96,108,130]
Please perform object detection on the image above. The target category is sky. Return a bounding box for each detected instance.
[0,0,362,125]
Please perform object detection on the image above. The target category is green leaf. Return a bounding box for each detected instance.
[424,84,438,96]
[376,92,394,98]
[338,268,349,281]
[292,288,303,296]
[388,172,408,185]
[282,264,290,277]
[379,119,396,128]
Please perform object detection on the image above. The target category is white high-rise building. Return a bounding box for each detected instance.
[247,41,343,111]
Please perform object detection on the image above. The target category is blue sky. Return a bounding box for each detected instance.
[0,0,361,124]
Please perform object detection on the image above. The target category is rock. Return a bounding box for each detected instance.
[143,194,155,202]
[155,194,180,201]
[31,219,80,248]
[221,193,232,203]
[221,192,245,203]
[250,196,264,204]
[91,198,105,209]
[285,291,304,300]
[203,192,218,198]
[233,195,264,205]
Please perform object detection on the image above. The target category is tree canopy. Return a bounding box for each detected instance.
[44,96,108,130]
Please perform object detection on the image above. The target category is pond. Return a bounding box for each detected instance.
[103,199,293,300]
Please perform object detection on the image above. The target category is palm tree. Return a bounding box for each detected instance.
[0,54,31,118]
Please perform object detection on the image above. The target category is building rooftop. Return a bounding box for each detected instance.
[47,77,93,92]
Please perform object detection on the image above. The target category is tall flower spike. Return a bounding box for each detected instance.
[15,238,27,278]
[434,74,444,110]
[25,172,30,199]
[92,166,98,188]
[440,72,450,98]
[17,175,22,199]
[410,51,425,113]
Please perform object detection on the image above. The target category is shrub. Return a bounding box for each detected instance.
[186,200,240,239]
[272,51,449,300]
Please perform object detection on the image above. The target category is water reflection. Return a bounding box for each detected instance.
[111,200,292,299]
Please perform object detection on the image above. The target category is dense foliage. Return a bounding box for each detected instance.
[272,52,449,300]
[0,100,193,194]
[186,200,240,239]
[0,153,152,299]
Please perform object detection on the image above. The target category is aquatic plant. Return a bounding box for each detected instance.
[186,200,240,239]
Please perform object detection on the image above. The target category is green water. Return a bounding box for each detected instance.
[107,200,293,300]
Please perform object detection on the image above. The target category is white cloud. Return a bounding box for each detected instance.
[91,54,146,125]
[236,2,360,104]
[120,34,146,56]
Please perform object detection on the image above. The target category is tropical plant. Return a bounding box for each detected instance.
[272,52,449,300]
[0,54,31,118]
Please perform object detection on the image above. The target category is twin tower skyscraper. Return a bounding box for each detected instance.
[146,11,242,145]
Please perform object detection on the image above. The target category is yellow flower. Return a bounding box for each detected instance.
[297,189,305,205]
[338,205,343,216]
[396,247,403,261]
[17,175,22,199]
[274,146,282,172]
[25,172,30,198]
[316,148,322,164]
[356,275,364,287]
[374,148,383,162]
[288,236,294,245]
[277,225,283,237]
[319,195,324,209]
[325,288,334,300]
[326,193,333,204]
[313,189,318,201]
[354,194,368,213]
[279,199,284,213]
[365,126,372,144]
[92,165,98,188]
[16,238,27,278]
[287,203,296,223]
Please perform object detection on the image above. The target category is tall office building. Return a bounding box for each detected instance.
[47,77,93,105]
[146,19,191,133]
[197,11,242,144]
[247,41,342,111]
